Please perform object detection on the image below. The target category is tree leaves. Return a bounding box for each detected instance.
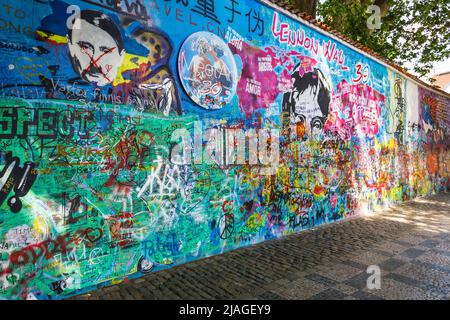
[284,0,450,79]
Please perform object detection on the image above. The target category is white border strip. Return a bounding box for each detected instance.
[260,0,450,98]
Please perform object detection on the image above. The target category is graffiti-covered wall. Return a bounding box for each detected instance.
[0,0,449,299]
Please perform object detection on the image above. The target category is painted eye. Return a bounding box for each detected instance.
[100,46,114,53]
[77,41,94,53]
[296,114,306,123]
[312,118,324,130]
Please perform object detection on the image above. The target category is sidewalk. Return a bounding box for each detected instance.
[73,193,450,300]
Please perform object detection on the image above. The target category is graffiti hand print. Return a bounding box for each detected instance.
[129,26,181,115]
[67,10,125,87]
[139,78,174,116]
[0,154,38,213]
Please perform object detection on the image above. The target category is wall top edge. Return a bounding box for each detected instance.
[261,0,450,99]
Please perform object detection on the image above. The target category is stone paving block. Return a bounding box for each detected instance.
[340,260,368,270]
[385,273,425,289]
[392,240,415,247]
[235,293,259,300]
[138,288,160,300]
[388,272,448,297]
[394,263,450,292]
[351,290,384,300]
[420,240,440,248]
[349,251,391,266]
[191,283,222,298]
[270,278,328,300]
[411,260,450,274]
[391,253,416,264]
[332,283,359,296]
[256,291,285,300]
[102,286,118,293]
[416,251,450,267]
[432,249,450,257]
[400,248,427,259]
[212,285,242,299]
[315,263,363,282]
[249,286,267,297]
[282,271,302,281]
[109,291,123,300]
[371,249,395,257]
[379,258,407,272]
[434,241,450,252]
[305,274,339,287]
[100,293,113,300]
[344,272,371,290]
[362,278,440,300]
[308,288,349,300]
[132,278,145,284]
[129,290,145,300]
[396,236,433,246]
[116,287,133,299]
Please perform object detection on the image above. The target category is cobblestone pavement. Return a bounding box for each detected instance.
[73,193,450,300]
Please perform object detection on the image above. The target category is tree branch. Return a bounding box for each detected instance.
[291,0,318,18]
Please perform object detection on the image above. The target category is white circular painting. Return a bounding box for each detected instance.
[178,32,238,110]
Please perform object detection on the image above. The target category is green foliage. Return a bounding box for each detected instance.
[283,0,450,79]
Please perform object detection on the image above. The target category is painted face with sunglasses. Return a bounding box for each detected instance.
[283,67,332,139]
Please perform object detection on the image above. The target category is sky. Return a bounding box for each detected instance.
[403,56,450,87]
[430,57,450,76]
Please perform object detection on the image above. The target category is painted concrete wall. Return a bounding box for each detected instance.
[0,0,449,300]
